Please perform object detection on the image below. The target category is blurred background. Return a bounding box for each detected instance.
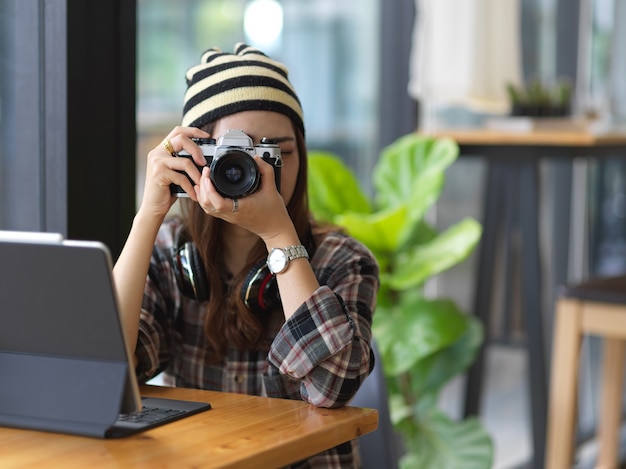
[2,1,626,467]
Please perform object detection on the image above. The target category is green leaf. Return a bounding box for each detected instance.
[390,218,483,289]
[410,317,483,396]
[373,293,468,376]
[401,411,494,469]
[400,219,439,250]
[388,385,440,430]
[372,135,460,247]
[374,134,459,212]
[388,392,417,427]
[307,152,372,221]
[335,205,408,254]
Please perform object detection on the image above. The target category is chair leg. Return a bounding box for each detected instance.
[546,298,583,469]
[596,338,626,469]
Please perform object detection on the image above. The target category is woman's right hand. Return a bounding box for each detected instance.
[114,126,210,355]
[139,126,211,218]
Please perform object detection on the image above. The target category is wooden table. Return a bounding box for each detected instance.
[0,385,379,469]
[425,128,626,469]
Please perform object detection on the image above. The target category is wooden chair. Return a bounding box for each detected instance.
[546,275,626,469]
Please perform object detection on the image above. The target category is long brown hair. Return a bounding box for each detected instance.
[179,122,314,358]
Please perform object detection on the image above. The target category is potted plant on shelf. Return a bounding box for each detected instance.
[307,134,493,469]
[506,78,573,117]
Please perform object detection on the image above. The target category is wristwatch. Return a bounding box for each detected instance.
[266,245,309,274]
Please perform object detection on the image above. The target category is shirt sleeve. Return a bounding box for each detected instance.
[267,233,379,408]
[134,221,181,383]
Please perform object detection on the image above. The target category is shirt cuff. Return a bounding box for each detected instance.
[268,285,355,379]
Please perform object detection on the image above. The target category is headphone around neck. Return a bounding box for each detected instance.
[172,228,280,314]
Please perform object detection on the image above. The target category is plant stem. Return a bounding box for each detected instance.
[399,371,416,409]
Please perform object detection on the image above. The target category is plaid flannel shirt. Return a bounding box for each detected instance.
[135,217,379,468]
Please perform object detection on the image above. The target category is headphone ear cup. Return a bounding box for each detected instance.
[241,260,279,314]
[173,241,210,302]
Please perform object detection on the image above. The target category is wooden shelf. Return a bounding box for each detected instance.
[422,128,626,147]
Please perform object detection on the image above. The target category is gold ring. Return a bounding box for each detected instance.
[232,198,239,213]
[162,138,175,156]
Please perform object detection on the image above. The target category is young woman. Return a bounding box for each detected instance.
[113,43,379,467]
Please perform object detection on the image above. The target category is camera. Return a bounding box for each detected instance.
[170,129,282,199]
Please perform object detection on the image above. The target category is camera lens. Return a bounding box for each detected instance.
[223,165,243,184]
[210,150,260,198]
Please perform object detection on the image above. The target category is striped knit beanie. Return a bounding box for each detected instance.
[182,43,304,135]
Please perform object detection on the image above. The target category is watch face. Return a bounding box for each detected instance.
[268,248,288,274]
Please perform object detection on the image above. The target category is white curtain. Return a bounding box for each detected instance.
[408,0,523,115]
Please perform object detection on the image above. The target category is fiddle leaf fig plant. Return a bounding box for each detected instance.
[308,134,493,469]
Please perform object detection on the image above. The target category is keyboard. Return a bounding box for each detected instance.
[117,406,187,425]
[106,396,212,437]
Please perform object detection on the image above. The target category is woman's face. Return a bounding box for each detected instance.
[212,111,300,206]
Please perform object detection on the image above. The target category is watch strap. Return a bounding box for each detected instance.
[283,244,309,261]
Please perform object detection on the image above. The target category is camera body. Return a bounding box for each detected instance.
[170,129,282,199]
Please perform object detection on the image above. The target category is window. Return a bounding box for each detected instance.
[584,0,626,123]
[136,0,379,207]
[0,0,66,233]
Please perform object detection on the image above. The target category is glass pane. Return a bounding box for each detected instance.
[0,2,19,228]
[589,0,626,124]
[0,1,44,230]
[136,0,379,207]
